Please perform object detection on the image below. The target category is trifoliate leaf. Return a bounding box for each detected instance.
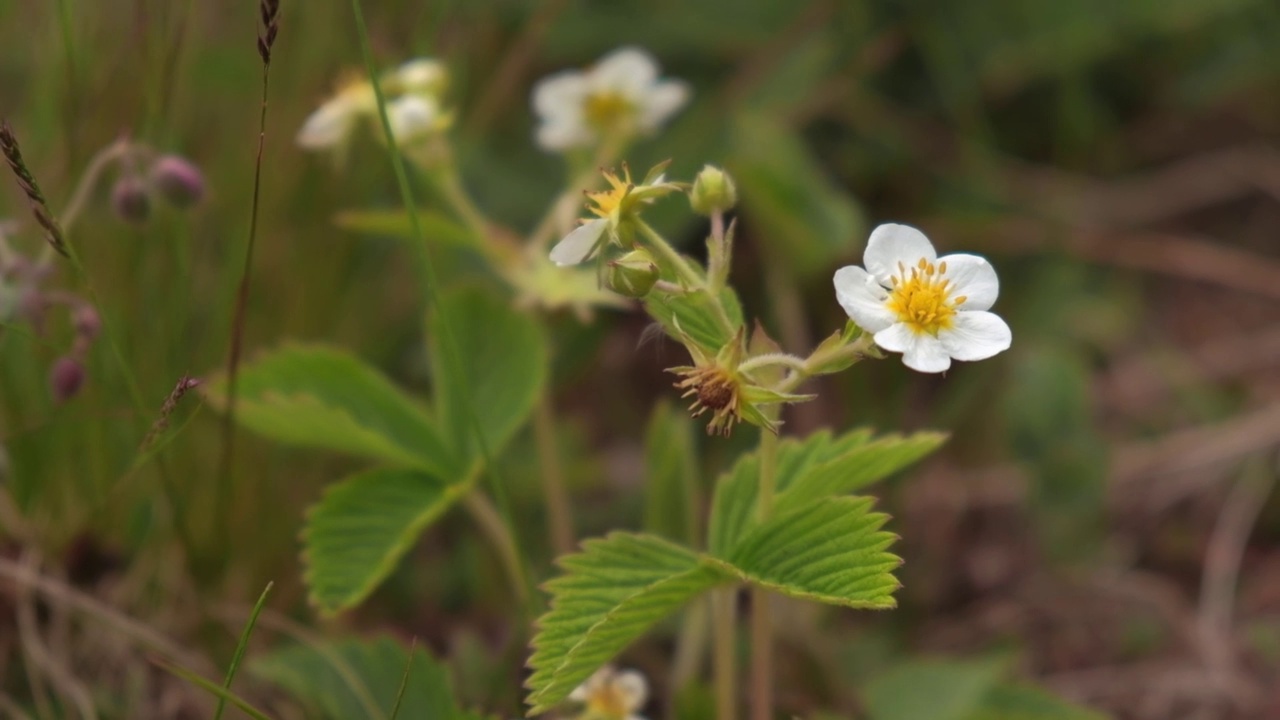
[527,496,901,713]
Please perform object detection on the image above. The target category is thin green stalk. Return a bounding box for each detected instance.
[213,582,273,720]
[389,639,416,720]
[713,589,737,720]
[750,429,779,720]
[637,221,703,288]
[534,394,574,556]
[349,0,530,609]
[54,0,79,165]
[154,659,275,720]
[463,491,530,604]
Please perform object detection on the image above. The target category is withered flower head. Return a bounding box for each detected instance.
[667,327,813,437]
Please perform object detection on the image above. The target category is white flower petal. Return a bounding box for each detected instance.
[874,324,952,373]
[939,253,999,312]
[939,311,1011,362]
[833,265,896,332]
[387,95,439,141]
[639,80,690,130]
[589,46,659,95]
[863,223,937,285]
[297,99,356,149]
[532,72,589,119]
[536,117,592,151]
[612,670,649,710]
[550,218,607,266]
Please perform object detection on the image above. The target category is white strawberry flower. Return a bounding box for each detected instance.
[296,78,378,150]
[833,223,1012,373]
[568,666,648,720]
[532,47,690,151]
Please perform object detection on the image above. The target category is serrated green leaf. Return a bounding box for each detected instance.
[527,497,901,713]
[731,115,864,279]
[303,467,478,614]
[526,533,731,714]
[428,286,549,462]
[721,497,900,609]
[865,659,1006,720]
[251,636,490,720]
[708,428,941,557]
[204,344,458,476]
[334,208,475,249]
[969,683,1107,720]
[643,401,699,543]
[644,286,744,353]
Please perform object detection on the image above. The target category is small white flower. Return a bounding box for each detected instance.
[568,666,648,720]
[296,80,377,150]
[386,95,444,142]
[833,223,1012,373]
[549,165,681,267]
[532,47,690,151]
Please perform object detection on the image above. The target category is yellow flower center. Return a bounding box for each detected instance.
[886,258,966,335]
[585,685,631,718]
[583,91,635,131]
[586,168,633,218]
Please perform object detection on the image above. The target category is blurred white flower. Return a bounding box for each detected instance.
[532,47,690,151]
[296,78,377,150]
[569,666,648,720]
[387,95,445,143]
[833,223,1011,373]
[298,59,452,152]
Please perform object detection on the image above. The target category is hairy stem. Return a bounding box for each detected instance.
[534,395,575,556]
[751,428,779,720]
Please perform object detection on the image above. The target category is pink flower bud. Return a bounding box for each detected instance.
[49,356,85,403]
[111,176,151,224]
[149,155,205,208]
[73,304,101,342]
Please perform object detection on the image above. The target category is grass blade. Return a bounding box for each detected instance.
[388,638,416,720]
[214,581,274,720]
[153,657,275,720]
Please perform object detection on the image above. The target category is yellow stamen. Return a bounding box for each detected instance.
[583,91,634,130]
[585,166,634,218]
[885,256,959,335]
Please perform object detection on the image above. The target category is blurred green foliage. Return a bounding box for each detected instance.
[1,0,1278,717]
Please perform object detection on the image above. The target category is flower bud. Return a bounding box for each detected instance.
[689,165,737,215]
[149,155,205,207]
[49,356,85,403]
[73,304,101,342]
[111,176,151,224]
[605,248,660,298]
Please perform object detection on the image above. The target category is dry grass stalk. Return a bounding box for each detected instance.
[0,122,68,257]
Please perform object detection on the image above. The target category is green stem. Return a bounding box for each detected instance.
[739,353,808,375]
[751,429,779,720]
[637,220,703,288]
[463,491,529,604]
[534,394,575,556]
[713,588,737,720]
